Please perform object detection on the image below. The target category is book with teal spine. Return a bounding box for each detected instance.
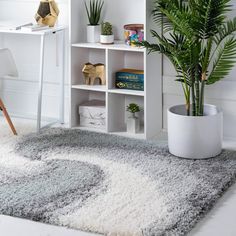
[115,69,144,91]
[116,81,144,91]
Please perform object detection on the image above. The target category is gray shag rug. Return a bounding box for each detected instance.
[1,128,236,236]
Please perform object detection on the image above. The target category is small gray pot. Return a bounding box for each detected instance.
[127,116,140,134]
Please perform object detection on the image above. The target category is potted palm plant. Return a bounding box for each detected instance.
[100,22,114,44]
[137,0,236,159]
[85,0,104,43]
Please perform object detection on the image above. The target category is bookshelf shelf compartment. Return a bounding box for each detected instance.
[107,93,145,137]
[71,47,106,86]
[70,89,106,129]
[107,50,145,91]
[70,0,162,139]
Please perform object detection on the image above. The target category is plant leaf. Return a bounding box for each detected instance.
[207,37,236,84]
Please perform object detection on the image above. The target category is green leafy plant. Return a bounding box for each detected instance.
[126,103,141,117]
[101,22,113,35]
[85,0,104,25]
[136,0,236,116]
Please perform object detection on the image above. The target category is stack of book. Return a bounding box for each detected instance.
[21,24,49,32]
[115,69,144,91]
[0,22,49,32]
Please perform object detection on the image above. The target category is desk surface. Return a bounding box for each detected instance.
[0,25,66,35]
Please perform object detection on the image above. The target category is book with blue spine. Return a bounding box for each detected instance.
[115,69,144,91]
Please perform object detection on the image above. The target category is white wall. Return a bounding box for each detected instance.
[1,0,236,140]
[162,2,236,140]
[0,0,69,122]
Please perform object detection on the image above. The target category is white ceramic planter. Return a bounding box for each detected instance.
[100,35,114,44]
[168,104,223,159]
[87,25,100,43]
[127,117,140,134]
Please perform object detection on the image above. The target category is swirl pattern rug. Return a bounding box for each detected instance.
[1,128,236,236]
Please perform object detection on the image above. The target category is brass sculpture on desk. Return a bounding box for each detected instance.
[35,0,59,27]
[82,63,106,85]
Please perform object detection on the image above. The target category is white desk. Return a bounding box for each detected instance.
[0,26,66,132]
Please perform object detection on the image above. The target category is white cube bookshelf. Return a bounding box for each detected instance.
[69,0,162,139]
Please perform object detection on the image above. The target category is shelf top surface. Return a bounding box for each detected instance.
[108,88,145,96]
[72,41,145,52]
[0,25,66,36]
[72,84,107,92]
[72,84,145,96]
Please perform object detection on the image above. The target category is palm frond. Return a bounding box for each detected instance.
[193,0,231,38]
[152,0,193,36]
[134,41,164,54]
[207,37,236,84]
[214,17,236,44]
[201,38,213,73]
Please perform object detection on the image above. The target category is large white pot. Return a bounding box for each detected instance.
[168,104,223,159]
[87,25,100,43]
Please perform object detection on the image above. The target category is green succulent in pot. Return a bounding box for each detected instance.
[136,0,236,116]
[85,0,104,43]
[101,22,113,35]
[85,0,104,26]
[100,21,114,44]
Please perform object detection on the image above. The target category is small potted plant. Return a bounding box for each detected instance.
[100,22,114,44]
[126,103,141,134]
[85,0,104,43]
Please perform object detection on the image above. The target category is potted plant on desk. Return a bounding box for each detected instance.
[85,0,104,43]
[137,0,236,159]
[100,22,114,44]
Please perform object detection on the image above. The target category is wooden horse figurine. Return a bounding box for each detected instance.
[82,63,106,85]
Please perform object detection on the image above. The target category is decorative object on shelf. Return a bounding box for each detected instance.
[126,103,141,134]
[85,0,104,43]
[116,69,144,91]
[124,24,144,47]
[137,0,236,159]
[79,100,106,129]
[82,62,106,85]
[35,0,59,27]
[100,22,114,44]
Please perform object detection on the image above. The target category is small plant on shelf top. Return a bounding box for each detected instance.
[100,22,114,44]
[85,0,104,43]
[126,103,141,118]
[101,22,113,35]
[85,0,104,26]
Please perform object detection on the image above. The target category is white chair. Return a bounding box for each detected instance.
[0,48,18,135]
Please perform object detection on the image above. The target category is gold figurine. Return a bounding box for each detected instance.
[35,0,59,27]
[82,63,106,86]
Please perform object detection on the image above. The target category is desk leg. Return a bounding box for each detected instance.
[37,34,45,132]
[59,30,65,124]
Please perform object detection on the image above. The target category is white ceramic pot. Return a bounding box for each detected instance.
[168,104,223,159]
[100,35,114,44]
[87,25,100,43]
[127,116,140,134]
